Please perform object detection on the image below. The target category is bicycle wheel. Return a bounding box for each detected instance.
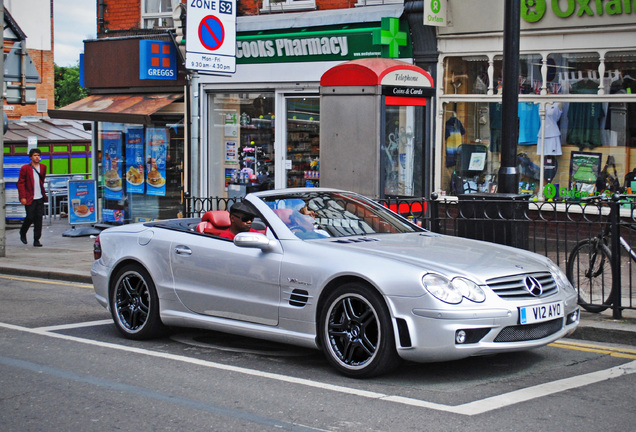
[566,239,614,313]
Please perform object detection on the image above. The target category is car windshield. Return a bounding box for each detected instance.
[260,191,423,239]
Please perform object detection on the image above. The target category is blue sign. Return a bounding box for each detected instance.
[198,15,224,51]
[68,180,97,225]
[125,127,145,194]
[139,40,177,80]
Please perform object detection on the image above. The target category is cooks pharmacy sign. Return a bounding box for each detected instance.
[236,22,412,64]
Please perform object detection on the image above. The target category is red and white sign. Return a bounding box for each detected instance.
[186,0,236,74]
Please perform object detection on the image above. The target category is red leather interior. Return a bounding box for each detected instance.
[196,210,231,236]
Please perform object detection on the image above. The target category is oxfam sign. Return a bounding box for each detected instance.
[521,0,636,23]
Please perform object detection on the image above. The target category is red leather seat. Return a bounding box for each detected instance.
[196,210,231,236]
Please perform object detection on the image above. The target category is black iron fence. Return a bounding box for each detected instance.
[380,194,636,318]
[183,194,242,217]
[184,193,636,318]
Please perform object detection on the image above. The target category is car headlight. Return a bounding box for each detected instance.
[546,259,576,294]
[452,277,486,303]
[422,274,485,304]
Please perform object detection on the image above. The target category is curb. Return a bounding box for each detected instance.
[569,323,636,347]
[0,266,92,284]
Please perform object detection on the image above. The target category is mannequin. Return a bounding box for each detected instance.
[538,102,563,155]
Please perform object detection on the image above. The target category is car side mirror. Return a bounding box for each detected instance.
[234,232,273,251]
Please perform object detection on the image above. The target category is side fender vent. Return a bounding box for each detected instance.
[289,289,310,307]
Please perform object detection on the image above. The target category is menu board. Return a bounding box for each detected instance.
[102,131,123,200]
[68,180,97,225]
[125,127,145,194]
[145,128,167,197]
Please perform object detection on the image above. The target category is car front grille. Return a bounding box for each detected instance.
[494,318,563,342]
[486,271,558,299]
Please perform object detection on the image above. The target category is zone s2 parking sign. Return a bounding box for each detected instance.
[186,0,237,74]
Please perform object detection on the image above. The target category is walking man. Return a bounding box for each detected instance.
[17,148,48,247]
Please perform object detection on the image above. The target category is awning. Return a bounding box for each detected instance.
[48,93,183,125]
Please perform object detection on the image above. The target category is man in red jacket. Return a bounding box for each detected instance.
[17,148,48,247]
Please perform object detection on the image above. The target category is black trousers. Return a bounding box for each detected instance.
[20,198,45,242]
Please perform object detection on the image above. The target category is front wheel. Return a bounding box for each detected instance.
[566,239,614,313]
[319,283,400,378]
[110,264,166,339]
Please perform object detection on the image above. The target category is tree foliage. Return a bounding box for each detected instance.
[54,64,88,108]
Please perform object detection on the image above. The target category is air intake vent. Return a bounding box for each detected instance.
[289,289,309,307]
[331,237,379,244]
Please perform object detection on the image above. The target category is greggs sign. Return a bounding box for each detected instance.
[139,40,177,80]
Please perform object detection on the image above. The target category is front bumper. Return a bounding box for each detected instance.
[387,295,580,363]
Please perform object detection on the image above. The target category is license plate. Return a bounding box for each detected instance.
[519,301,564,325]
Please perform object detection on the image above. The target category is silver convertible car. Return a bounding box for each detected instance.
[91,188,580,377]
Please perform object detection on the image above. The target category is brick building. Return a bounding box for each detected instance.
[3,0,55,120]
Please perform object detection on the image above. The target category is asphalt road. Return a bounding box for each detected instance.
[1,274,635,431]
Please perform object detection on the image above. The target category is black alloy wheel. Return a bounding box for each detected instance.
[319,283,400,378]
[110,264,165,339]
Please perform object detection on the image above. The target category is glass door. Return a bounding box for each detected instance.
[285,97,320,188]
[208,92,275,197]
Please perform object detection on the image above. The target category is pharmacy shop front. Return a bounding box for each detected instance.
[194,6,414,198]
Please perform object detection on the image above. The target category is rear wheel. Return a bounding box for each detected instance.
[566,239,613,313]
[110,264,165,339]
[319,283,400,378]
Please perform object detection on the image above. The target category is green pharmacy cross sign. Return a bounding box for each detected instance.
[373,17,407,59]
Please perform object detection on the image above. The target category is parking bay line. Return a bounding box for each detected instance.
[550,340,636,359]
[1,321,635,416]
[0,274,93,289]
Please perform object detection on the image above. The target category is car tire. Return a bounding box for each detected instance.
[110,264,166,340]
[319,282,400,378]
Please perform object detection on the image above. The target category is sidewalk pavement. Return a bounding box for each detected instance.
[2,218,636,347]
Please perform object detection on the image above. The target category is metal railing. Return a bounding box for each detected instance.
[382,194,634,318]
[183,193,242,218]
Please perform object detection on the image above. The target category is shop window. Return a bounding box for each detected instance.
[443,56,489,95]
[605,51,636,150]
[443,54,542,95]
[441,99,636,199]
[142,0,177,29]
[286,97,320,188]
[354,0,403,5]
[208,92,275,197]
[97,121,184,224]
[546,52,600,95]
[261,0,316,13]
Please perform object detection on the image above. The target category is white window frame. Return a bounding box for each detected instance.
[141,0,179,29]
[354,0,404,6]
[261,0,317,13]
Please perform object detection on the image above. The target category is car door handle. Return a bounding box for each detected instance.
[173,245,192,256]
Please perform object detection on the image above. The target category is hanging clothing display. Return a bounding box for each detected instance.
[537,103,563,155]
[567,80,604,149]
[489,102,502,153]
[445,115,465,167]
[518,102,540,145]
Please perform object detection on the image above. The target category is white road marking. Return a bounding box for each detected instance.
[35,319,113,332]
[1,321,634,416]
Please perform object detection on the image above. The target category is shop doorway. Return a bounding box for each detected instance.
[284,97,320,188]
[208,92,276,197]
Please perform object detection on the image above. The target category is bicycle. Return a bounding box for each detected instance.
[566,194,636,313]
